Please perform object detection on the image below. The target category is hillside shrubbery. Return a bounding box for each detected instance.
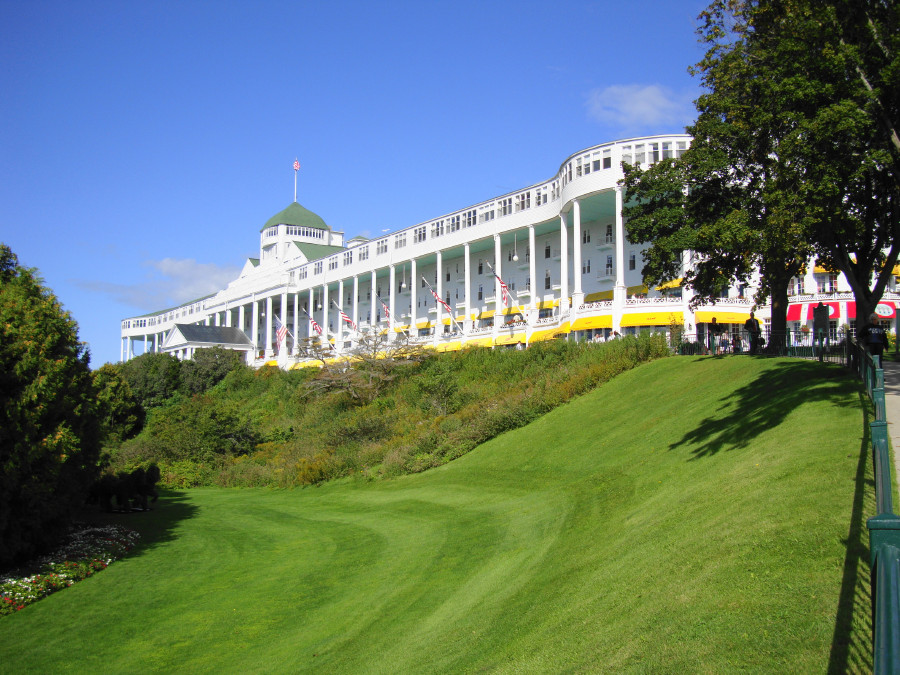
[106,333,670,487]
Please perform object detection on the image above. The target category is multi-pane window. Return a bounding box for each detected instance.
[465,210,476,227]
[634,144,645,165]
[480,207,495,223]
[648,143,660,164]
[545,270,551,289]
[500,198,512,216]
[478,284,483,301]
[376,239,388,255]
[328,257,338,271]
[629,253,636,270]
[413,226,426,243]
[431,220,444,237]
[314,261,323,275]
[359,246,369,261]
[582,259,591,274]
[516,192,531,212]
[605,224,614,243]
[605,255,613,275]
[789,276,805,295]
[582,229,591,244]
[298,267,308,280]
[603,148,611,169]
[676,141,688,158]
[816,273,838,294]
[394,233,406,249]
[343,251,353,266]
[545,243,551,259]
[265,227,278,238]
[622,145,633,166]
[662,142,673,160]
[478,259,484,275]
[449,215,461,232]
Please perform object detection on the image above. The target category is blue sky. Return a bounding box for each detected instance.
[1,0,707,366]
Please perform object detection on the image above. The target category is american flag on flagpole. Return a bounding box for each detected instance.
[380,299,391,321]
[293,159,300,171]
[428,284,453,315]
[302,308,323,335]
[274,316,288,349]
[334,302,357,330]
[486,261,512,307]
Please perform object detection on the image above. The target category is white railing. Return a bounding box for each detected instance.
[578,301,613,310]
[625,297,680,306]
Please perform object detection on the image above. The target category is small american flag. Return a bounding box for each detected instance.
[338,308,357,330]
[429,286,453,315]
[274,316,288,349]
[303,309,323,335]
[293,159,300,171]
[380,300,391,321]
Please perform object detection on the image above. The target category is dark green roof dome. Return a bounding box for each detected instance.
[261,202,329,233]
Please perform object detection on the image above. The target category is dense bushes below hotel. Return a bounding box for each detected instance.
[106,333,670,488]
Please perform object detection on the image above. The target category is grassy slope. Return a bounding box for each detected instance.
[0,356,873,673]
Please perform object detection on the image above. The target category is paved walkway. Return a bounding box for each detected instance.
[881,361,900,468]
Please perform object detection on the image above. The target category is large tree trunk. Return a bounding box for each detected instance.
[768,282,790,354]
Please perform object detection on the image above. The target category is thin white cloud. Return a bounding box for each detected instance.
[586,84,695,132]
[74,257,241,312]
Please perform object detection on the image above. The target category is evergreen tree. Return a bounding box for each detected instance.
[0,244,101,567]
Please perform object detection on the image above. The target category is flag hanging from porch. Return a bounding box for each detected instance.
[333,301,357,330]
[274,316,288,349]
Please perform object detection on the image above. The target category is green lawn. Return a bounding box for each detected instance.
[0,356,874,673]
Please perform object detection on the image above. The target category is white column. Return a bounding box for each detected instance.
[572,199,584,305]
[464,243,471,332]
[613,186,627,333]
[280,291,288,354]
[238,304,245,335]
[370,270,377,328]
[528,225,537,314]
[292,292,299,353]
[322,285,329,343]
[251,298,259,356]
[435,250,443,345]
[265,295,274,357]
[389,265,396,341]
[409,259,417,335]
[337,279,345,350]
[120,337,125,362]
[308,288,315,338]
[352,275,359,336]
[493,235,502,338]
[225,305,232,327]
[560,212,569,314]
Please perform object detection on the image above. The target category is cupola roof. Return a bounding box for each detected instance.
[261,202,328,233]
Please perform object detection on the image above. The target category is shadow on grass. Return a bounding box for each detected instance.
[670,360,857,459]
[75,489,198,558]
[828,392,874,674]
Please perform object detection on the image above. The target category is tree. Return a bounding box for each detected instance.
[92,363,145,446]
[297,330,425,404]
[0,244,101,567]
[179,346,247,395]
[118,351,182,410]
[624,0,900,342]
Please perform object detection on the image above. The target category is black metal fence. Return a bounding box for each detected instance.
[673,329,847,364]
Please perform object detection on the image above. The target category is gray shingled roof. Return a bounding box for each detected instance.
[173,324,252,346]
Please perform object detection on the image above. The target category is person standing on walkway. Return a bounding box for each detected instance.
[861,313,888,362]
[744,311,761,355]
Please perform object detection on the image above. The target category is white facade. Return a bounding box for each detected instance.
[122,133,894,365]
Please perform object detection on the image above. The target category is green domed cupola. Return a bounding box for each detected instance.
[261,202,329,233]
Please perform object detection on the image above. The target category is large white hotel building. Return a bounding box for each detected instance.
[120,134,897,365]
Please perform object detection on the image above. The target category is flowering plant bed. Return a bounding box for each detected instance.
[1,524,139,615]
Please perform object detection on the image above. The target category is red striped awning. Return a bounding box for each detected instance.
[848,301,897,320]
[786,304,803,321]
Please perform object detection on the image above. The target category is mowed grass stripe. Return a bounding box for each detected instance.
[0,356,872,673]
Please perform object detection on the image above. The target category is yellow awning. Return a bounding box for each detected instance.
[476,309,495,319]
[627,284,649,295]
[655,278,683,290]
[495,333,526,345]
[571,315,613,331]
[620,311,684,327]
[500,304,526,315]
[465,337,494,348]
[584,290,613,302]
[264,360,279,367]
[416,320,432,329]
[530,322,570,343]
[536,300,556,309]
[695,310,751,324]
[435,341,463,352]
